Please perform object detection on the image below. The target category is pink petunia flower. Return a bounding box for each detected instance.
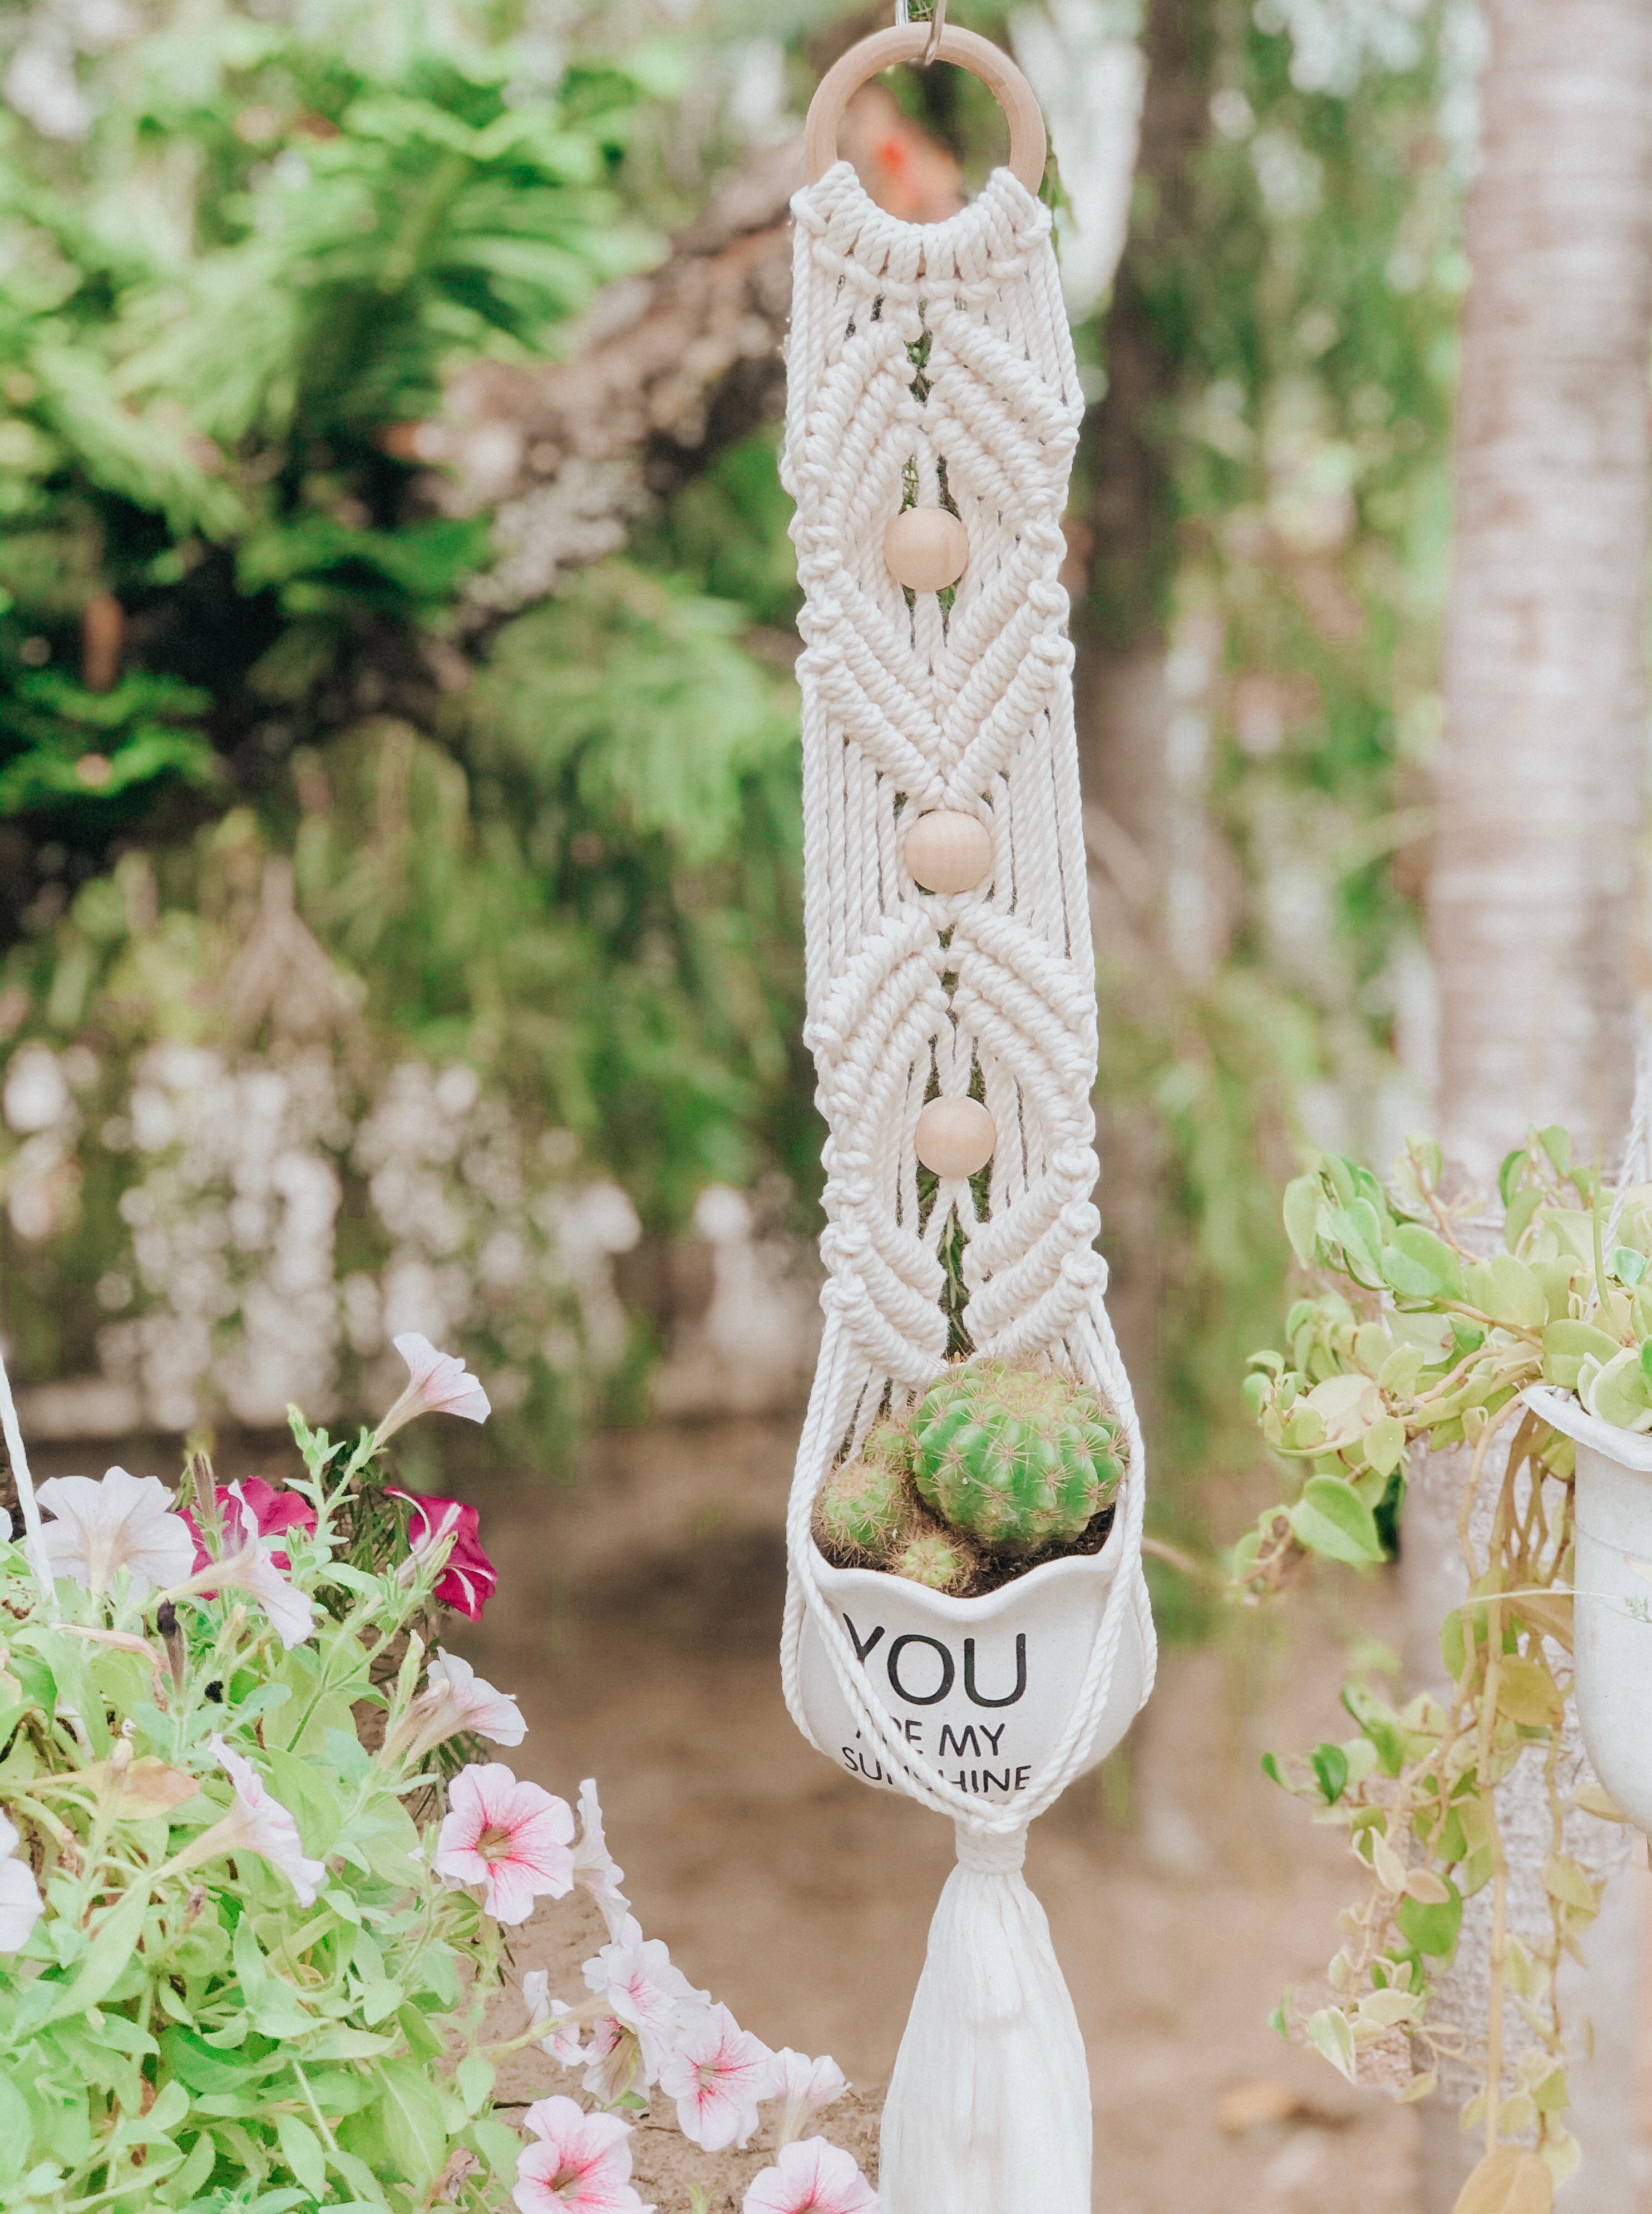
[583,1935,703,2084]
[38,1467,196,1599]
[773,2051,847,2147]
[196,1736,328,1905]
[387,1490,497,1620]
[571,1780,632,1940]
[164,1483,315,1649]
[658,2002,778,2152]
[182,1477,315,1575]
[434,1763,573,1924]
[743,2139,879,2214]
[513,2095,652,2214]
[376,1333,492,1446]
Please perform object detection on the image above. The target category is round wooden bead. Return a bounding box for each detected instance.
[884,507,969,594]
[914,1097,997,1180]
[904,810,993,895]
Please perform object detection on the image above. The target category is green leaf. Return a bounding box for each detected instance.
[1309,1742,1349,1803]
[1586,1345,1652,1432]
[0,2072,30,2188]
[1540,1125,1572,1175]
[1290,1477,1385,1566]
[1461,1254,1546,1330]
[1615,1247,1649,1287]
[1306,2005,1357,2082]
[1260,1751,1285,1789]
[1397,1877,1462,1958]
[1439,1608,1466,1682]
[263,1748,344,1857]
[1362,1414,1407,1478]
[1385,1223,1465,1301]
[1541,1319,1620,1390]
[1283,1175,1322,1266]
[275,2112,328,2196]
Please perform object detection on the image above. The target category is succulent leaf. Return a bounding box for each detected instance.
[911,1358,1124,1555]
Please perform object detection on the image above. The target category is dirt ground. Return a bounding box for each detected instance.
[38,1414,1650,2210]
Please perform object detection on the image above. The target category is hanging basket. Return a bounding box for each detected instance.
[797,1536,1149,1803]
[777,23,1156,2214]
[1525,1383,1652,1831]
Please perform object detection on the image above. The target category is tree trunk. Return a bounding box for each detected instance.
[1416,5,1652,2203]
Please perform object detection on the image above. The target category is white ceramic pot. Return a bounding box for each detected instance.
[796,1536,1146,1807]
[1525,1383,1652,1831]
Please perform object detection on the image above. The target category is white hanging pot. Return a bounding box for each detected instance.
[1523,1384,1652,1830]
[797,1533,1147,1804]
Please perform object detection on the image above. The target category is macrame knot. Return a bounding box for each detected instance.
[954,1819,1028,1876]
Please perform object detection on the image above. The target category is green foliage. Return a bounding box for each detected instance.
[911,1358,1125,1555]
[0,1413,520,2210]
[0,0,657,830]
[1242,1133,1635,2151]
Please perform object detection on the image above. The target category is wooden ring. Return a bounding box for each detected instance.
[803,26,1047,199]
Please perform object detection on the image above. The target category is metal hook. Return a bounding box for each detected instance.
[893,0,945,62]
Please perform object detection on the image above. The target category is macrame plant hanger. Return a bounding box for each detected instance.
[777,18,1157,2214]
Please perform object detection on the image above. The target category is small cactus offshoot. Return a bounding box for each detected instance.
[814,1419,915,1559]
[911,1357,1125,1555]
[890,1528,978,1595]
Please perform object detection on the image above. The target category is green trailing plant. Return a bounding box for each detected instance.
[911,1358,1126,1555]
[0,1335,872,2211]
[1237,1127,1652,2195]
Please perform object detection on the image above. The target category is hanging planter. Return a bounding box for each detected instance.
[1525,1382,1652,1833]
[778,18,1155,2214]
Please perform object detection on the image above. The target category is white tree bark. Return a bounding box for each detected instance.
[1416,4,1652,2204]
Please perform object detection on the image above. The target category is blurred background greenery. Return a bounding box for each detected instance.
[0,0,1464,1594]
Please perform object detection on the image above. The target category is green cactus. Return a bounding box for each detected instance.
[814,1419,915,1560]
[911,1358,1125,1555]
[890,1528,978,1595]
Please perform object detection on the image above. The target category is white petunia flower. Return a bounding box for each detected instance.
[0,1811,44,1952]
[374,1333,491,1445]
[198,1736,327,1905]
[384,1648,526,1766]
[38,1467,196,1599]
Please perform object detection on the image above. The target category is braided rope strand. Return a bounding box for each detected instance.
[780,161,1155,1834]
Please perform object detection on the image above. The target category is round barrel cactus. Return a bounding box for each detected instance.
[815,1418,915,1560]
[911,1358,1125,1555]
[890,1528,978,1595]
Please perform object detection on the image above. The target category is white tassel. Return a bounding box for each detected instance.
[879,1821,1091,2214]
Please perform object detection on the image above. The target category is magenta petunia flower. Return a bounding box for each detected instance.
[657,2002,778,2152]
[513,2096,652,2213]
[434,1763,573,1924]
[742,2139,879,2214]
[182,1477,315,1575]
[387,1490,497,1619]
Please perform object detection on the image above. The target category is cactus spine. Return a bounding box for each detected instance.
[890,1528,979,1596]
[911,1358,1124,1554]
[814,1418,915,1560]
